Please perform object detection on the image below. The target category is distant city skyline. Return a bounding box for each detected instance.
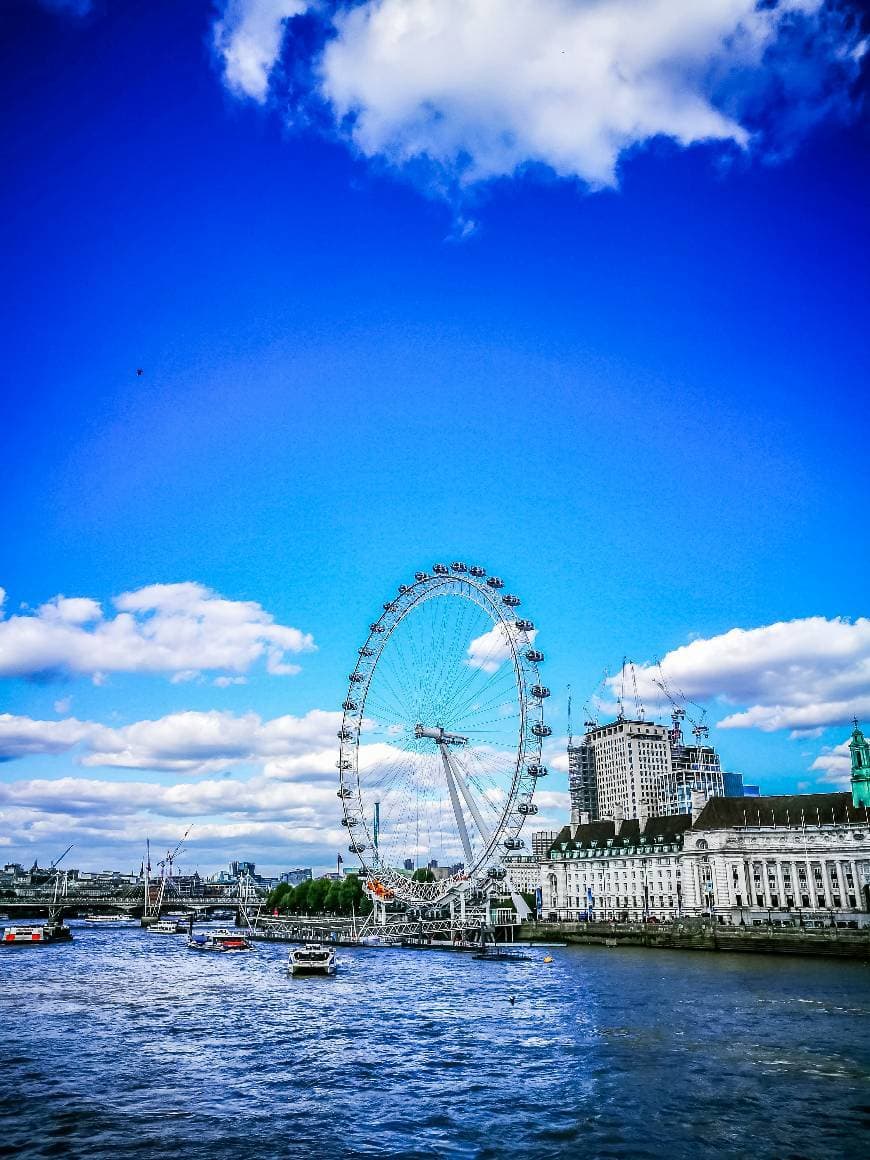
[2,0,868,873]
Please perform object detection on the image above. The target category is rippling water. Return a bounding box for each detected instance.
[2,922,869,1159]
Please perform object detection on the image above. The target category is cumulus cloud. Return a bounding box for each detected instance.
[214,0,310,101]
[622,617,870,735]
[214,0,866,191]
[466,622,535,673]
[0,708,342,775]
[810,739,852,787]
[0,582,315,682]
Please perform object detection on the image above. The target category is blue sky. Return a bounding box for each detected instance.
[1,0,868,875]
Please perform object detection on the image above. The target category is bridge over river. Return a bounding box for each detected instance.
[1,889,266,918]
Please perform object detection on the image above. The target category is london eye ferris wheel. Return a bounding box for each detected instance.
[337,563,551,905]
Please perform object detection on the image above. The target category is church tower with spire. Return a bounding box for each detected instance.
[850,720,870,808]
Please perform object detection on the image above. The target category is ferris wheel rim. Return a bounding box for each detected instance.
[337,564,548,905]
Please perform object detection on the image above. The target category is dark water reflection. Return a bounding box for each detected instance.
[1,923,869,1159]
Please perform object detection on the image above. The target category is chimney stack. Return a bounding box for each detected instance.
[613,803,625,836]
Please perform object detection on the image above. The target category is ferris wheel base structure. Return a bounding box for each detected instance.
[337,561,551,909]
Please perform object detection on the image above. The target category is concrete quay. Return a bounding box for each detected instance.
[521,919,870,959]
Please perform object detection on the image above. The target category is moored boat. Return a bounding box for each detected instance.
[188,929,252,952]
[357,933,401,947]
[3,924,48,945]
[288,943,337,976]
[2,920,72,945]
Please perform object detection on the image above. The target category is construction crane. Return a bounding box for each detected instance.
[154,826,192,914]
[567,684,573,747]
[650,660,709,743]
[582,667,610,732]
[49,844,74,870]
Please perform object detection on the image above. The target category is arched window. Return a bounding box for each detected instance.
[696,838,709,851]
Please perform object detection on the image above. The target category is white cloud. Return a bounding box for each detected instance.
[0,715,100,760]
[214,0,863,191]
[214,0,311,101]
[0,581,315,682]
[809,739,852,788]
[0,718,564,869]
[623,617,870,735]
[0,708,342,775]
[466,622,535,674]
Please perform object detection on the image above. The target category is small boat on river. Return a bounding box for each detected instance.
[188,929,252,953]
[289,943,337,976]
[472,943,533,963]
[146,918,187,935]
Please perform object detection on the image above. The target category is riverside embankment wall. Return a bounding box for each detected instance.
[521,920,870,960]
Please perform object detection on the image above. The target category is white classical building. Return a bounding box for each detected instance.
[681,792,870,925]
[541,810,691,922]
[539,791,870,927]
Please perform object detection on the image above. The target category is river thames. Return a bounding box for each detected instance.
[1,923,868,1159]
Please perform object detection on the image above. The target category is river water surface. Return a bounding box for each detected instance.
[1,922,869,1159]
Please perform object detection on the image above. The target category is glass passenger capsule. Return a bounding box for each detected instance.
[336,787,353,799]
[469,566,486,577]
[518,802,538,815]
[370,624,384,633]
[514,619,534,632]
[337,728,355,741]
[486,576,504,589]
[451,562,467,573]
[527,764,548,778]
[358,646,374,657]
[525,649,544,662]
[336,759,352,770]
[349,673,364,683]
[503,837,525,850]
[342,700,358,712]
[341,816,360,827]
[415,571,430,581]
[502,594,520,607]
[433,563,449,574]
[532,723,552,737]
[531,685,551,699]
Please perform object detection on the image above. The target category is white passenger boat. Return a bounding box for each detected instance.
[288,943,337,976]
[188,929,252,952]
[146,918,187,935]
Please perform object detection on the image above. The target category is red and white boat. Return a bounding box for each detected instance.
[3,925,48,944]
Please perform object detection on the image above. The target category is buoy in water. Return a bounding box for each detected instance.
[543,954,554,963]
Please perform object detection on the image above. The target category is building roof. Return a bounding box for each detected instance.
[693,791,870,830]
[547,813,692,857]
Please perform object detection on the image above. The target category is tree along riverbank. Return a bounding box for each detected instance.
[521,919,870,959]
